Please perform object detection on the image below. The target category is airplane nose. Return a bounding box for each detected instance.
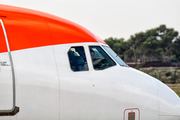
[158,81,180,118]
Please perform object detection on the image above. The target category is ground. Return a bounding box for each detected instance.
[167,84,180,97]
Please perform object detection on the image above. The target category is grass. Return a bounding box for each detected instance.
[138,67,180,97]
[167,85,180,97]
[139,68,180,84]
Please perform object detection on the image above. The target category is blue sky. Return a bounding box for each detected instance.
[0,0,180,40]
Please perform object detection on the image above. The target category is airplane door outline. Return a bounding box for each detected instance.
[0,19,19,115]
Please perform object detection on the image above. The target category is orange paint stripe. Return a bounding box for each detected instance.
[0,4,106,53]
[0,21,8,53]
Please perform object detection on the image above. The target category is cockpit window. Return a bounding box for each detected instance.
[68,46,88,71]
[102,45,128,67]
[89,46,116,70]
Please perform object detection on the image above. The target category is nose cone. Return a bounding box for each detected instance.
[158,81,180,116]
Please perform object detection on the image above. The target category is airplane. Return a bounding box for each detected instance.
[0,4,180,120]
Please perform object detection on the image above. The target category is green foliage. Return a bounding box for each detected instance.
[158,72,161,80]
[104,25,180,63]
[168,85,180,97]
[104,37,127,59]
[140,68,180,84]
[165,71,172,77]
[135,64,141,70]
[154,72,157,78]
[171,70,179,84]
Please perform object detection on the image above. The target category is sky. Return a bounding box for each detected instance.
[0,0,180,40]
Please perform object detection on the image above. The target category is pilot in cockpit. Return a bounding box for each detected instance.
[90,48,105,66]
[68,47,88,71]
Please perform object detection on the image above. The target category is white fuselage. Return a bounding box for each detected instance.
[0,42,180,120]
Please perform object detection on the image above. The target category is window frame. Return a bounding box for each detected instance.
[102,45,128,67]
[88,45,117,70]
[67,46,89,72]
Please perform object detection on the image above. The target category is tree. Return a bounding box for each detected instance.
[104,25,180,63]
[156,25,179,62]
[104,37,127,59]
[173,36,180,62]
[125,25,180,63]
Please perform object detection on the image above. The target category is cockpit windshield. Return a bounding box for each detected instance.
[102,45,128,67]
